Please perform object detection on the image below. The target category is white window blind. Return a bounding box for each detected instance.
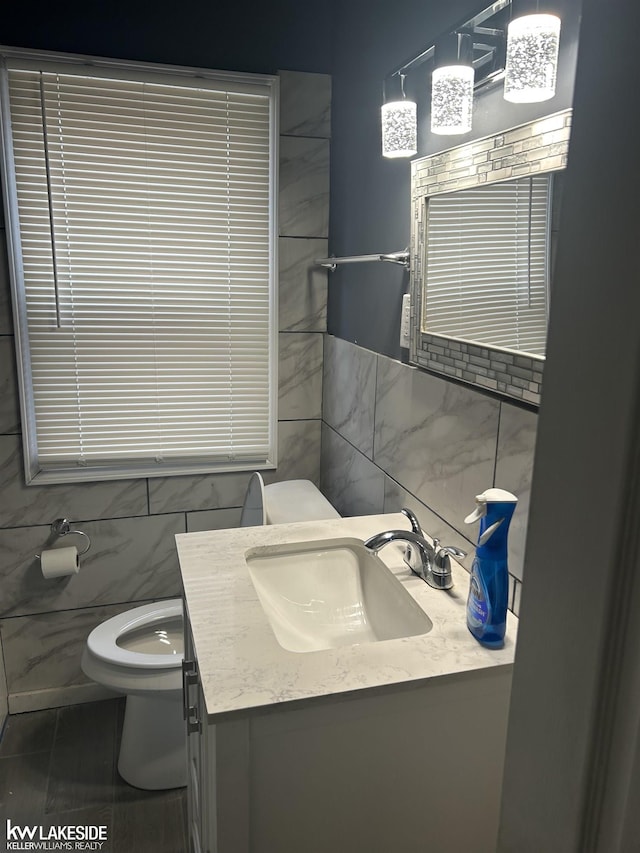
[1,56,277,483]
[422,175,551,357]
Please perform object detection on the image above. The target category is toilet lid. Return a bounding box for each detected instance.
[87,599,184,669]
[240,471,267,527]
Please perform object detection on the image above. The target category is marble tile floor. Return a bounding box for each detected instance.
[0,698,187,853]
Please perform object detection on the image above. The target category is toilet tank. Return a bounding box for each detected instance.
[241,474,340,527]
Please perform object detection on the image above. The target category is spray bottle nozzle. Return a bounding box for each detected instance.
[464,489,518,526]
[464,495,487,525]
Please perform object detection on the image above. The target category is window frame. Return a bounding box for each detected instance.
[0,46,279,485]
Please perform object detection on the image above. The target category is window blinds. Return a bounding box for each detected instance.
[423,175,551,357]
[3,62,276,482]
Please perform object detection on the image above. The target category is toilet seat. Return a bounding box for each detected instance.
[86,600,183,670]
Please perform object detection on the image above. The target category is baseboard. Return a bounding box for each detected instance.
[8,682,119,714]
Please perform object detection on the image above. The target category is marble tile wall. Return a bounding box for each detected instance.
[0,69,331,713]
[321,335,538,615]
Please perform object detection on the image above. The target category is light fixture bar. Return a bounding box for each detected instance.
[387,0,511,81]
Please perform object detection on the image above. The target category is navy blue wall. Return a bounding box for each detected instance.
[329,0,581,360]
[0,0,333,74]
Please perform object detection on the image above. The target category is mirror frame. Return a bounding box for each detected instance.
[409,108,571,407]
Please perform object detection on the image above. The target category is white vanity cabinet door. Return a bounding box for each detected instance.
[183,623,250,853]
[184,628,208,853]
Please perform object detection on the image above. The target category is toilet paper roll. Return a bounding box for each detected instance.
[40,546,80,579]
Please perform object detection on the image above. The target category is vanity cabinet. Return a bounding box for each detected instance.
[176,515,517,853]
[183,614,512,853]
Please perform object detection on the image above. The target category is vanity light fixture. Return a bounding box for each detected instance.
[431,33,474,135]
[503,12,561,102]
[381,74,417,158]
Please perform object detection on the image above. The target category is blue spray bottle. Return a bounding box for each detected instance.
[464,488,518,649]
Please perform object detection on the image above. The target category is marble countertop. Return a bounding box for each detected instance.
[175,513,518,722]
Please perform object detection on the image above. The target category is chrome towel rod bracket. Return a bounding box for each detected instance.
[315,248,410,272]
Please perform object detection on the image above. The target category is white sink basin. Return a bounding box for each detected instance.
[245,538,433,653]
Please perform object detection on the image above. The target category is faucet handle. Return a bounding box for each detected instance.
[433,543,467,572]
[401,507,423,536]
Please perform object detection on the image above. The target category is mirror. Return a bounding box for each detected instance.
[409,109,571,406]
[422,173,564,358]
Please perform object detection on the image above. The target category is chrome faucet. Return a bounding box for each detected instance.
[363,508,466,591]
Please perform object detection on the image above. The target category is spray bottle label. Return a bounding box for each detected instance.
[467,566,490,628]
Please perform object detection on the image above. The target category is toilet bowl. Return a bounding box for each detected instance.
[82,475,340,790]
[81,599,185,790]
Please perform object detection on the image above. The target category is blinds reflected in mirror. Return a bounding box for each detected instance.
[422,175,551,358]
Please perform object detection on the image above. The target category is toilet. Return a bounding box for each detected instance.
[81,599,185,790]
[81,475,339,790]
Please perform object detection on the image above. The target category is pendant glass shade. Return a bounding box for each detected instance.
[431,65,474,135]
[381,100,417,158]
[504,14,561,103]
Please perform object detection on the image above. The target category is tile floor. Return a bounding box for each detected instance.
[0,698,188,853]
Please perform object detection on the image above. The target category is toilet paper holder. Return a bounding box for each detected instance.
[35,518,92,559]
